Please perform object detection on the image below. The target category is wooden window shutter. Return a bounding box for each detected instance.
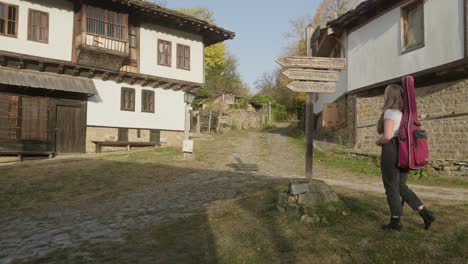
[322,103,338,128]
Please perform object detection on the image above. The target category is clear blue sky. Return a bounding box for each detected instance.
[166,0,320,93]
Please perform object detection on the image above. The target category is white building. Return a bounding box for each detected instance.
[0,0,234,154]
[312,0,468,161]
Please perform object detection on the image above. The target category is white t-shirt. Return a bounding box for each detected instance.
[384,109,402,137]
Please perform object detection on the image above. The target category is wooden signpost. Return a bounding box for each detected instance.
[276,49,346,180]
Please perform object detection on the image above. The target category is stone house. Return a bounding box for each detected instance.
[0,0,234,155]
[312,0,468,163]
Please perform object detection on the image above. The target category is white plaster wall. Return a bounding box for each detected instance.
[348,0,465,91]
[0,0,74,61]
[314,34,348,113]
[140,23,204,84]
[87,79,186,131]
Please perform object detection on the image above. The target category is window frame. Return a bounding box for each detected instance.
[120,87,135,112]
[28,9,49,43]
[0,2,19,38]
[141,89,155,113]
[157,39,172,67]
[400,0,425,54]
[85,5,127,41]
[177,44,191,70]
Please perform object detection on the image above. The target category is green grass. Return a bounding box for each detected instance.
[23,187,468,264]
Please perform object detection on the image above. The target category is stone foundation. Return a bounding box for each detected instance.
[160,130,184,147]
[86,127,184,153]
[355,79,468,161]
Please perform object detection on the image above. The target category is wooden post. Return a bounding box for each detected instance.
[305,93,314,180]
[208,110,212,133]
[183,103,192,159]
[196,113,201,133]
[216,110,222,133]
[268,101,272,125]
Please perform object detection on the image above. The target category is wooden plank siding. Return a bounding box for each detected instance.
[0,90,87,154]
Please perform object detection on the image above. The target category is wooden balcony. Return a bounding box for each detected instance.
[75,32,129,71]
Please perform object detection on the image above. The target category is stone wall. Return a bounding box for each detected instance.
[86,127,184,152]
[315,95,356,145]
[160,130,184,147]
[354,79,468,161]
[219,109,268,132]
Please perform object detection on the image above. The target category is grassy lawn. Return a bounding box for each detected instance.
[0,147,182,211]
[25,186,468,264]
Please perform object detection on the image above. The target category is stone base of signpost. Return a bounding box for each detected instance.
[277,179,340,223]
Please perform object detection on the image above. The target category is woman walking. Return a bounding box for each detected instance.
[375,84,435,231]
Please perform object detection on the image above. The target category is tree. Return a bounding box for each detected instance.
[148,0,167,7]
[175,7,248,99]
[312,0,360,28]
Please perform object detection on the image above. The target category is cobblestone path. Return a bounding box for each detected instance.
[0,124,465,263]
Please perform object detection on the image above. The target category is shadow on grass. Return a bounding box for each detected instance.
[0,152,302,263]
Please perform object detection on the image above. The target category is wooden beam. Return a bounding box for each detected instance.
[38,62,45,72]
[141,78,151,87]
[116,73,125,83]
[57,64,65,74]
[72,66,80,76]
[287,81,337,94]
[101,72,110,81]
[87,69,95,78]
[282,69,340,82]
[18,59,25,69]
[276,56,346,70]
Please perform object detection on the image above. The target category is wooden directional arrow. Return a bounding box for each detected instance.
[276,56,346,70]
[287,81,336,94]
[282,69,339,82]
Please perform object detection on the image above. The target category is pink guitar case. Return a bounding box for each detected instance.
[398,76,429,169]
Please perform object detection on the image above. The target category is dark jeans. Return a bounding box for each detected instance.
[381,139,423,216]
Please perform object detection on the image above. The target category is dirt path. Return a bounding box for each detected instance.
[0,123,466,263]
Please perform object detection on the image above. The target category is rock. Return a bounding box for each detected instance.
[277,192,288,206]
[300,214,320,224]
[288,195,298,204]
[308,180,330,193]
[443,166,459,171]
[286,204,303,218]
[288,182,309,195]
[276,204,286,213]
[322,192,340,202]
[298,192,323,207]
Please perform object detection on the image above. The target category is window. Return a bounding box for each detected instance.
[121,88,135,111]
[177,44,190,70]
[0,2,18,37]
[158,40,172,66]
[86,5,126,40]
[118,128,128,142]
[129,26,137,48]
[322,103,339,128]
[401,1,424,53]
[28,9,49,43]
[141,90,155,113]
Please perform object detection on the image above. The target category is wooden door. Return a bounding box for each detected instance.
[56,105,84,153]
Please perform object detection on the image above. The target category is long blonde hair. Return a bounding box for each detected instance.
[377,84,404,134]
